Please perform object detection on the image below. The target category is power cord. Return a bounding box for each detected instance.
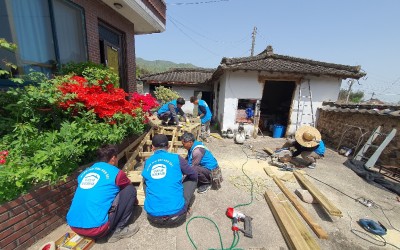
[185,144,254,249]
[348,212,400,249]
[307,174,400,248]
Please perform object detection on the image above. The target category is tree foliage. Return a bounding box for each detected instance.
[338,89,365,103]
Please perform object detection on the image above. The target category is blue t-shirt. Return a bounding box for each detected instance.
[198,99,212,124]
[142,150,185,217]
[157,100,178,115]
[67,162,120,228]
[314,140,325,156]
[188,141,218,170]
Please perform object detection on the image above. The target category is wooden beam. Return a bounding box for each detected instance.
[277,193,320,250]
[127,170,143,184]
[293,171,343,217]
[117,130,149,161]
[265,189,318,250]
[273,176,328,239]
[123,129,153,171]
[168,128,177,152]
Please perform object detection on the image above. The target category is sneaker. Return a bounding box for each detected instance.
[197,184,211,194]
[161,121,167,126]
[307,162,316,169]
[108,224,139,243]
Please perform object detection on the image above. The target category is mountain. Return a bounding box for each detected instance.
[136,57,198,75]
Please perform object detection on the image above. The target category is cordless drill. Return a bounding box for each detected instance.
[226,207,253,238]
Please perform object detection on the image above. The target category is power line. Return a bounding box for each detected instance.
[168,17,221,57]
[167,14,249,44]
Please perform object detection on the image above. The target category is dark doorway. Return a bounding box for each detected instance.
[260,81,296,134]
[98,22,127,91]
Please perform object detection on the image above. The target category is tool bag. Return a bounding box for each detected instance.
[211,167,223,190]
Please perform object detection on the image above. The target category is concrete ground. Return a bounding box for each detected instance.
[29,135,400,250]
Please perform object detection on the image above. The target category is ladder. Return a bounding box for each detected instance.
[296,79,315,130]
[354,126,397,169]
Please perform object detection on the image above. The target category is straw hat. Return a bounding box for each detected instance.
[295,125,321,148]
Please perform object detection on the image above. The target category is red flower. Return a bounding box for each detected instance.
[57,76,159,121]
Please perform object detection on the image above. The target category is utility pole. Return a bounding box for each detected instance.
[370,92,375,100]
[346,79,354,103]
[251,26,257,56]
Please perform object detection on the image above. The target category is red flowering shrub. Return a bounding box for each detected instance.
[58,76,159,120]
[0,150,8,165]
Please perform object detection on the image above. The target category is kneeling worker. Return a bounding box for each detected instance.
[181,132,223,194]
[278,125,325,169]
[142,134,197,227]
[157,97,188,126]
[67,145,139,243]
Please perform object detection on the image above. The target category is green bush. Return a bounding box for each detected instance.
[154,86,180,104]
[0,58,151,203]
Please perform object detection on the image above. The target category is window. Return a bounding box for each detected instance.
[236,99,257,124]
[53,0,87,65]
[0,0,87,82]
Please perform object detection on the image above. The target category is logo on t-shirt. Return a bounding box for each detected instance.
[151,164,167,179]
[80,173,100,189]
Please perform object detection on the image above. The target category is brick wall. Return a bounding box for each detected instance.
[0,171,81,250]
[317,109,400,166]
[71,0,137,93]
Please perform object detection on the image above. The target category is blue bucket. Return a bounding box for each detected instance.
[272,125,286,138]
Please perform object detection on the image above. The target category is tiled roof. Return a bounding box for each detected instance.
[139,68,215,85]
[212,45,366,80]
[320,102,400,117]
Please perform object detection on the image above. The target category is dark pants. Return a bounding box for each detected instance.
[107,184,137,234]
[193,165,212,185]
[158,112,177,124]
[147,179,197,227]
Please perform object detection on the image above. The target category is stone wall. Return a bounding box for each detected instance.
[317,108,400,166]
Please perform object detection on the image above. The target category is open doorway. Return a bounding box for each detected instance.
[260,81,296,135]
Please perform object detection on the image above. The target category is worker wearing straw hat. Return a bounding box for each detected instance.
[278,125,325,169]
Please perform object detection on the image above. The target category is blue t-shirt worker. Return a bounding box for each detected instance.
[142,134,197,227]
[190,96,212,142]
[67,145,139,243]
[181,132,222,194]
[157,97,188,126]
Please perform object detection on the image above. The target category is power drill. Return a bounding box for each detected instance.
[226,207,253,238]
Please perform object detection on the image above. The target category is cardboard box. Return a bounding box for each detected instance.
[55,232,94,250]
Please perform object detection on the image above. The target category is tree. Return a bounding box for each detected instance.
[338,89,365,103]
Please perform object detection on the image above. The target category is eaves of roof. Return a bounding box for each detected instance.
[139,68,215,85]
[211,46,366,81]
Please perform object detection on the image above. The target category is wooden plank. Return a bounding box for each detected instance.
[264,166,276,177]
[117,131,149,161]
[210,133,223,140]
[168,128,177,152]
[277,193,321,249]
[123,129,153,171]
[273,176,329,239]
[136,189,145,206]
[263,147,275,156]
[127,170,143,184]
[264,189,312,250]
[293,171,343,217]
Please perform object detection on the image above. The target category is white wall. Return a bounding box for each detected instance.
[288,77,342,135]
[221,71,263,132]
[216,71,343,136]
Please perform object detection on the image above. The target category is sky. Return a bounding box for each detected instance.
[135,0,400,104]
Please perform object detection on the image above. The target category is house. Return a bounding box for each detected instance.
[0,0,166,93]
[140,68,214,114]
[210,45,366,136]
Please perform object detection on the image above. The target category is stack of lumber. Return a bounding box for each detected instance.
[265,190,321,250]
